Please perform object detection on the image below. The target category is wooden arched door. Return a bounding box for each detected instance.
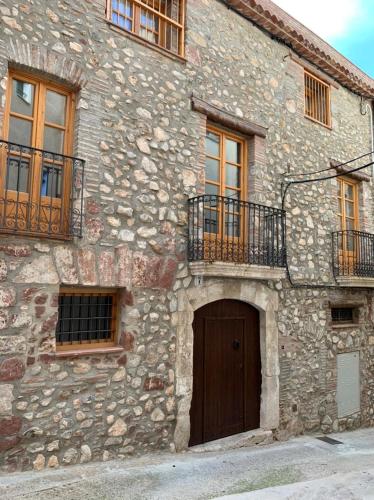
[189,299,261,446]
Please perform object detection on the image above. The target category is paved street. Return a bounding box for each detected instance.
[0,428,373,499]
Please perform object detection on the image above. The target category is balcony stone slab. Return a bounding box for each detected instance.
[335,276,374,288]
[189,261,286,280]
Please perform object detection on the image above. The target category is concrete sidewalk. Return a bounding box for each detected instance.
[217,470,374,499]
[0,428,373,499]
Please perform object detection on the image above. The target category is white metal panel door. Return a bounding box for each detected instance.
[337,351,360,418]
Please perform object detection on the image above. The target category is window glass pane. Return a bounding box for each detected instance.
[46,90,66,126]
[346,218,355,231]
[118,0,132,16]
[345,201,354,218]
[225,188,240,200]
[226,139,241,163]
[225,213,240,238]
[6,156,29,192]
[347,233,355,252]
[345,184,354,200]
[140,8,158,28]
[41,164,62,198]
[11,80,35,117]
[139,28,156,43]
[204,209,219,234]
[8,117,32,146]
[112,1,132,29]
[119,16,132,29]
[205,183,219,196]
[206,132,220,157]
[205,158,219,182]
[44,126,64,154]
[225,164,241,188]
[139,13,159,43]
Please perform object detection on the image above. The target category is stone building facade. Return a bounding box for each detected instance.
[0,0,373,472]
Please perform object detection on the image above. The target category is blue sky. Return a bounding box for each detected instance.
[273,0,374,77]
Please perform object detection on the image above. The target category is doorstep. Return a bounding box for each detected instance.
[189,428,273,454]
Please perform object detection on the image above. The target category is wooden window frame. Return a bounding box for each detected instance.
[304,70,331,128]
[3,71,75,161]
[337,176,360,270]
[206,125,247,202]
[1,70,76,238]
[337,176,359,232]
[106,0,185,57]
[205,125,247,242]
[56,287,120,352]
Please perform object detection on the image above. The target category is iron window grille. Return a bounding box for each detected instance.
[56,288,118,350]
[304,70,331,127]
[107,0,185,56]
[331,307,354,324]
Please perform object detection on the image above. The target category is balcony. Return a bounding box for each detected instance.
[0,140,84,240]
[332,230,374,287]
[188,195,286,280]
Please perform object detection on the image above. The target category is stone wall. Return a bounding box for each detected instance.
[0,0,373,471]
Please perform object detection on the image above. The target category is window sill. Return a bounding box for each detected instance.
[331,323,359,329]
[304,114,332,130]
[55,346,125,358]
[0,227,74,241]
[106,21,186,64]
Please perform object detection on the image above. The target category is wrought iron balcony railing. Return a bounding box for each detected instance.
[188,195,286,267]
[0,140,84,239]
[332,230,374,278]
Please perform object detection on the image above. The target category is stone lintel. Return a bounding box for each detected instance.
[189,261,286,281]
[330,159,371,182]
[191,96,268,138]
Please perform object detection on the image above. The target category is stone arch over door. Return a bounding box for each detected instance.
[174,279,280,451]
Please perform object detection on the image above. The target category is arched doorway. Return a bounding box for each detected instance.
[189,299,261,446]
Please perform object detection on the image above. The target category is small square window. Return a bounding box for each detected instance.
[56,288,118,351]
[331,307,355,324]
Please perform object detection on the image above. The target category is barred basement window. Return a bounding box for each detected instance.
[331,307,354,324]
[56,288,119,351]
[304,70,331,127]
[107,0,185,56]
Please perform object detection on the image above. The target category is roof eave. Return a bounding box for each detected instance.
[224,0,374,98]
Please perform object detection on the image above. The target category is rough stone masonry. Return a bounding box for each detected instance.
[0,0,373,472]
